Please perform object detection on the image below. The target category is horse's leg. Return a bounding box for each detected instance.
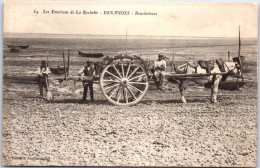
[179,79,188,103]
[210,75,222,103]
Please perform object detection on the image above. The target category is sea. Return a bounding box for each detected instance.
[3,36,258,63]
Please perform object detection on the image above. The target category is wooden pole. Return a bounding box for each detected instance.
[238,25,241,57]
[228,51,230,61]
[238,26,244,81]
[125,28,128,55]
[171,51,175,72]
[67,49,70,77]
[46,50,49,66]
[62,49,66,79]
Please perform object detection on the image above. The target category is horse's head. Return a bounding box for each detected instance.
[224,61,242,78]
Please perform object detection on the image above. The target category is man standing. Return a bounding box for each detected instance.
[37,60,51,98]
[78,61,95,102]
[154,54,167,90]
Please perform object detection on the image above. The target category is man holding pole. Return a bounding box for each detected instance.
[37,60,51,98]
[78,60,95,102]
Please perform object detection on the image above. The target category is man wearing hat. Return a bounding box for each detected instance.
[37,60,51,98]
[78,60,95,102]
[154,54,167,90]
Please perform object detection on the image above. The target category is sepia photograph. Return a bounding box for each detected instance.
[2,1,258,167]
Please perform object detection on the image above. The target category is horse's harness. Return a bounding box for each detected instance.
[223,62,241,75]
[183,61,239,73]
[178,60,240,78]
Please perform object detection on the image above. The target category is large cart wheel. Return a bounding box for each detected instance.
[100,57,149,106]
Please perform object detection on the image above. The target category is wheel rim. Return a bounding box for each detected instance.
[100,58,149,106]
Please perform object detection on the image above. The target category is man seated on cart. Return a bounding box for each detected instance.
[78,60,95,102]
[154,54,167,90]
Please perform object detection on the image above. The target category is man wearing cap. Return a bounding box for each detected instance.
[37,60,51,98]
[78,61,95,102]
[154,54,167,90]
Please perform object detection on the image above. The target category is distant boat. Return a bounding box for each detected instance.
[7,45,29,49]
[232,56,245,64]
[10,47,20,53]
[18,45,29,49]
[50,66,68,75]
[7,45,13,48]
[78,51,104,58]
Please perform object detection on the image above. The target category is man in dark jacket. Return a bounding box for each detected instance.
[37,60,51,98]
[78,61,95,102]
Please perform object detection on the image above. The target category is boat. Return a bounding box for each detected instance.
[18,45,29,49]
[205,81,246,90]
[7,45,14,48]
[50,66,68,75]
[78,51,104,58]
[10,47,20,53]
[7,45,29,49]
[232,56,245,64]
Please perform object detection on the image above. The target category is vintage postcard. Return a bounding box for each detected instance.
[2,1,258,167]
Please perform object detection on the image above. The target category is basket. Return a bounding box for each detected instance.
[81,76,94,81]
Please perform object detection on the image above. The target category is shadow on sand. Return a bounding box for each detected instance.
[46,99,110,105]
[141,97,211,105]
[21,95,214,105]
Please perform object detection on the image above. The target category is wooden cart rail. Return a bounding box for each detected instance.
[165,72,228,78]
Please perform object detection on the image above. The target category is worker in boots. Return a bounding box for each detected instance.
[154,54,167,90]
[78,61,95,102]
[37,60,51,98]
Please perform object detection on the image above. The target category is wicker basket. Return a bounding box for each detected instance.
[81,76,94,81]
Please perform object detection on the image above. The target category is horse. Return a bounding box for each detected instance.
[175,59,242,103]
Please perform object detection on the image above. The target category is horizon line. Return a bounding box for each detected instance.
[4,32,255,39]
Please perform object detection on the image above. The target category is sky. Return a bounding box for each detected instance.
[3,1,258,38]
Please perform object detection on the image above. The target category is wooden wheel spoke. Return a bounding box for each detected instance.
[126,86,137,100]
[121,62,125,78]
[124,88,128,103]
[128,66,140,79]
[104,83,120,91]
[115,85,121,100]
[112,65,123,79]
[103,79,120,83]
[128,84,144,93]
[117,91,122,103]
[107,85,119,96]
[128,82,147,85]
[129,73,146,82]
[104,82,116,88]
[105,71,121,80]
[108,85,119,98]
[126,60,132,77]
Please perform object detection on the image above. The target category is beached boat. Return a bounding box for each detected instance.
[18,45,29,49]
[10,47,20,52]
[7,45,13,48]
[7,45,29,49]
[78,51,104,58]
[50,66,68,75]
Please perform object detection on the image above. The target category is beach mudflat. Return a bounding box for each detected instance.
[2,37,257,166]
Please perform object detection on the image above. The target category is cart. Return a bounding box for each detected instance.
[56,28,245,106]
[60,54,243,106]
